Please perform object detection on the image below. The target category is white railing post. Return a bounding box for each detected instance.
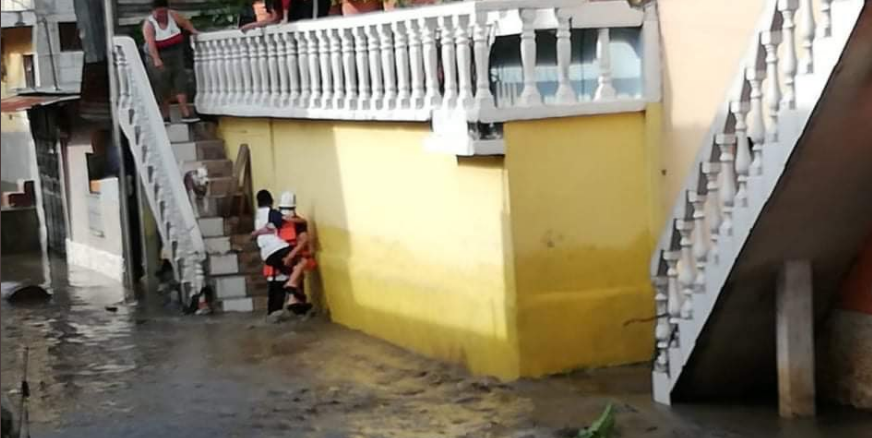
[654,277,671,373]
[248,34,260,106]
[380,23,397,111]
[353,27,371,110]
[595,27,616,100]
[193,39,204,108]
[819,0,832,38]
[716,134,737,239]
[330,28,345,109]
[798,0,815,74]
[731,94,751,208]
[318,29,333,109]
[472,14,494,111]
[689,191,708,295]
[275,33,289,107]
[296,32,310,108]
[226,38,239,107]
[342,28,357,110]
[267,32,279,107]
[664,250,682,346]
[216,39,228,108]
[747,40,766,177]
[518,9,541,107]
[307,30,321,108]
[232,36,246,106]
[366,25,384,110]
[555,8,576,105]
[676,218,695,320]
[762,30,782,143]
[778,0,798,110]
[283,32,299,107]
[420,17,441,107]
[408,19,425,109]
[258,33,270,105]
[238,37,251,107]
[440,16,458,109]
[702,162,721,265]
[393,21,411,109]
[454,15,473,110]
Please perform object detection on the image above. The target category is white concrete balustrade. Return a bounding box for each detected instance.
[193,0,659,126]
[114,36,208,302]
[649,0,864,405]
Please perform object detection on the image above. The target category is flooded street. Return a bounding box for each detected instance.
[2,255,870,437]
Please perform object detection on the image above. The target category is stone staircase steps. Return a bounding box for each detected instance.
[172,140,226,162]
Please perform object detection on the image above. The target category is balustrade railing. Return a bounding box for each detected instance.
[113,36,208,300]
[194,0,658,124]
[649,0,858,404]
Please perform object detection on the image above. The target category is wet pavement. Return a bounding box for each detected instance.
[1,254,870,437]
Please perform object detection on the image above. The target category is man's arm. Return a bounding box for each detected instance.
[249,224,276,239]
[241,2,282,31]
[171,10,199,35]
[143,21,162,68]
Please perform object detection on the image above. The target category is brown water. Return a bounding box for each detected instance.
[1,254,870,437]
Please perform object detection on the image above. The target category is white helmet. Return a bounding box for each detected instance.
[278,191,296,209]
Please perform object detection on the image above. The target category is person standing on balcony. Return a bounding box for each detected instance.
[143,0,200,123]
[288,0,332,22]
[239,0,285,31]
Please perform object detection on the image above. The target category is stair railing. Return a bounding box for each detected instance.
[112,36,208,300]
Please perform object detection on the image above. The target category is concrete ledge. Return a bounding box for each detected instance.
[65,239,124,282]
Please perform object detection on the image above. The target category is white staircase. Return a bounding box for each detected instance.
[649,0,865,404]
[112,36,267,312]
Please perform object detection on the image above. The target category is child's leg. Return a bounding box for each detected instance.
[284,259,306,290]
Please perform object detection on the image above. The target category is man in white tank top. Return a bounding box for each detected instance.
[142,0,200,123]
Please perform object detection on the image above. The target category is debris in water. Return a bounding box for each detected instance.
[105,306,119,312]
[578,403,615,438]
[2,282,51,304]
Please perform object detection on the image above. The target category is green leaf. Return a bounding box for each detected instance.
[578,403,615,438]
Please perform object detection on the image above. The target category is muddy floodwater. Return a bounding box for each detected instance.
[2,255,870,437]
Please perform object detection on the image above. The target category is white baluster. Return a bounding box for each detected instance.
[819,0,832,38]
[200,41,212,109]
[595,27,616,100]
[702,162,721,265]
[330,28,344,109]
[440,16,458,109]
[778,0,798,110]
[716,134,737,238]
[454,15,473,110]
[676,219,695,320]
[798,0,815,74]
[408,19,425,109]
[472,14,494,111]
[296,32,310,108]
[353,27,371,110]
[341,29,357,110]
[225,39,238,107]
[555,9,576,105]
[258,33,269,105]
[319,29,333,109]
[276,33,289,107]
[664,250,682,347]
[420,18,441,107]
[747,59,766,177]
[653,277,670,373]
[393,21,410,109]
[193,40,203,108]
[518,9,541,107]
[248,35,260,106]
[731,97,751,208]
[237,37,250,107]
[284,33,299,107]
[232,37,245,105]
[267,32,279,107]
[367,25,384,110]
[689,191,708,294]
[762,31,782,143]
[307,30,321,108]
[379,23,396,111]
[215,40,227,108]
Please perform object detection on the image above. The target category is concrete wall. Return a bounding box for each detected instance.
[1,26,34,93]
[217,108,660,378]
[657,0,765,215]
[504,109,659,376]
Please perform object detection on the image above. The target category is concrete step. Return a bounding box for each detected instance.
[229,234,258,253]
[210,272,269,301]
[204,236,231,254]
[215,296,269,313]
[166,121,219,143]
[180,159,233,178]
[198,215,254,237]
[194,194,244,219]
[172,140,226,163]
[207,250,261,276]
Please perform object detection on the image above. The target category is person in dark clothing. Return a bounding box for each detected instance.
[239,0,284,31]
[288,0,332,22]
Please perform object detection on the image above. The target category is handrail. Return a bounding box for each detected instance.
[112,36,207,297]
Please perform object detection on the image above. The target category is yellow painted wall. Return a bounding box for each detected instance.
[504,111,657,376]
[658,0,764,216]
[218,118,520,379]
